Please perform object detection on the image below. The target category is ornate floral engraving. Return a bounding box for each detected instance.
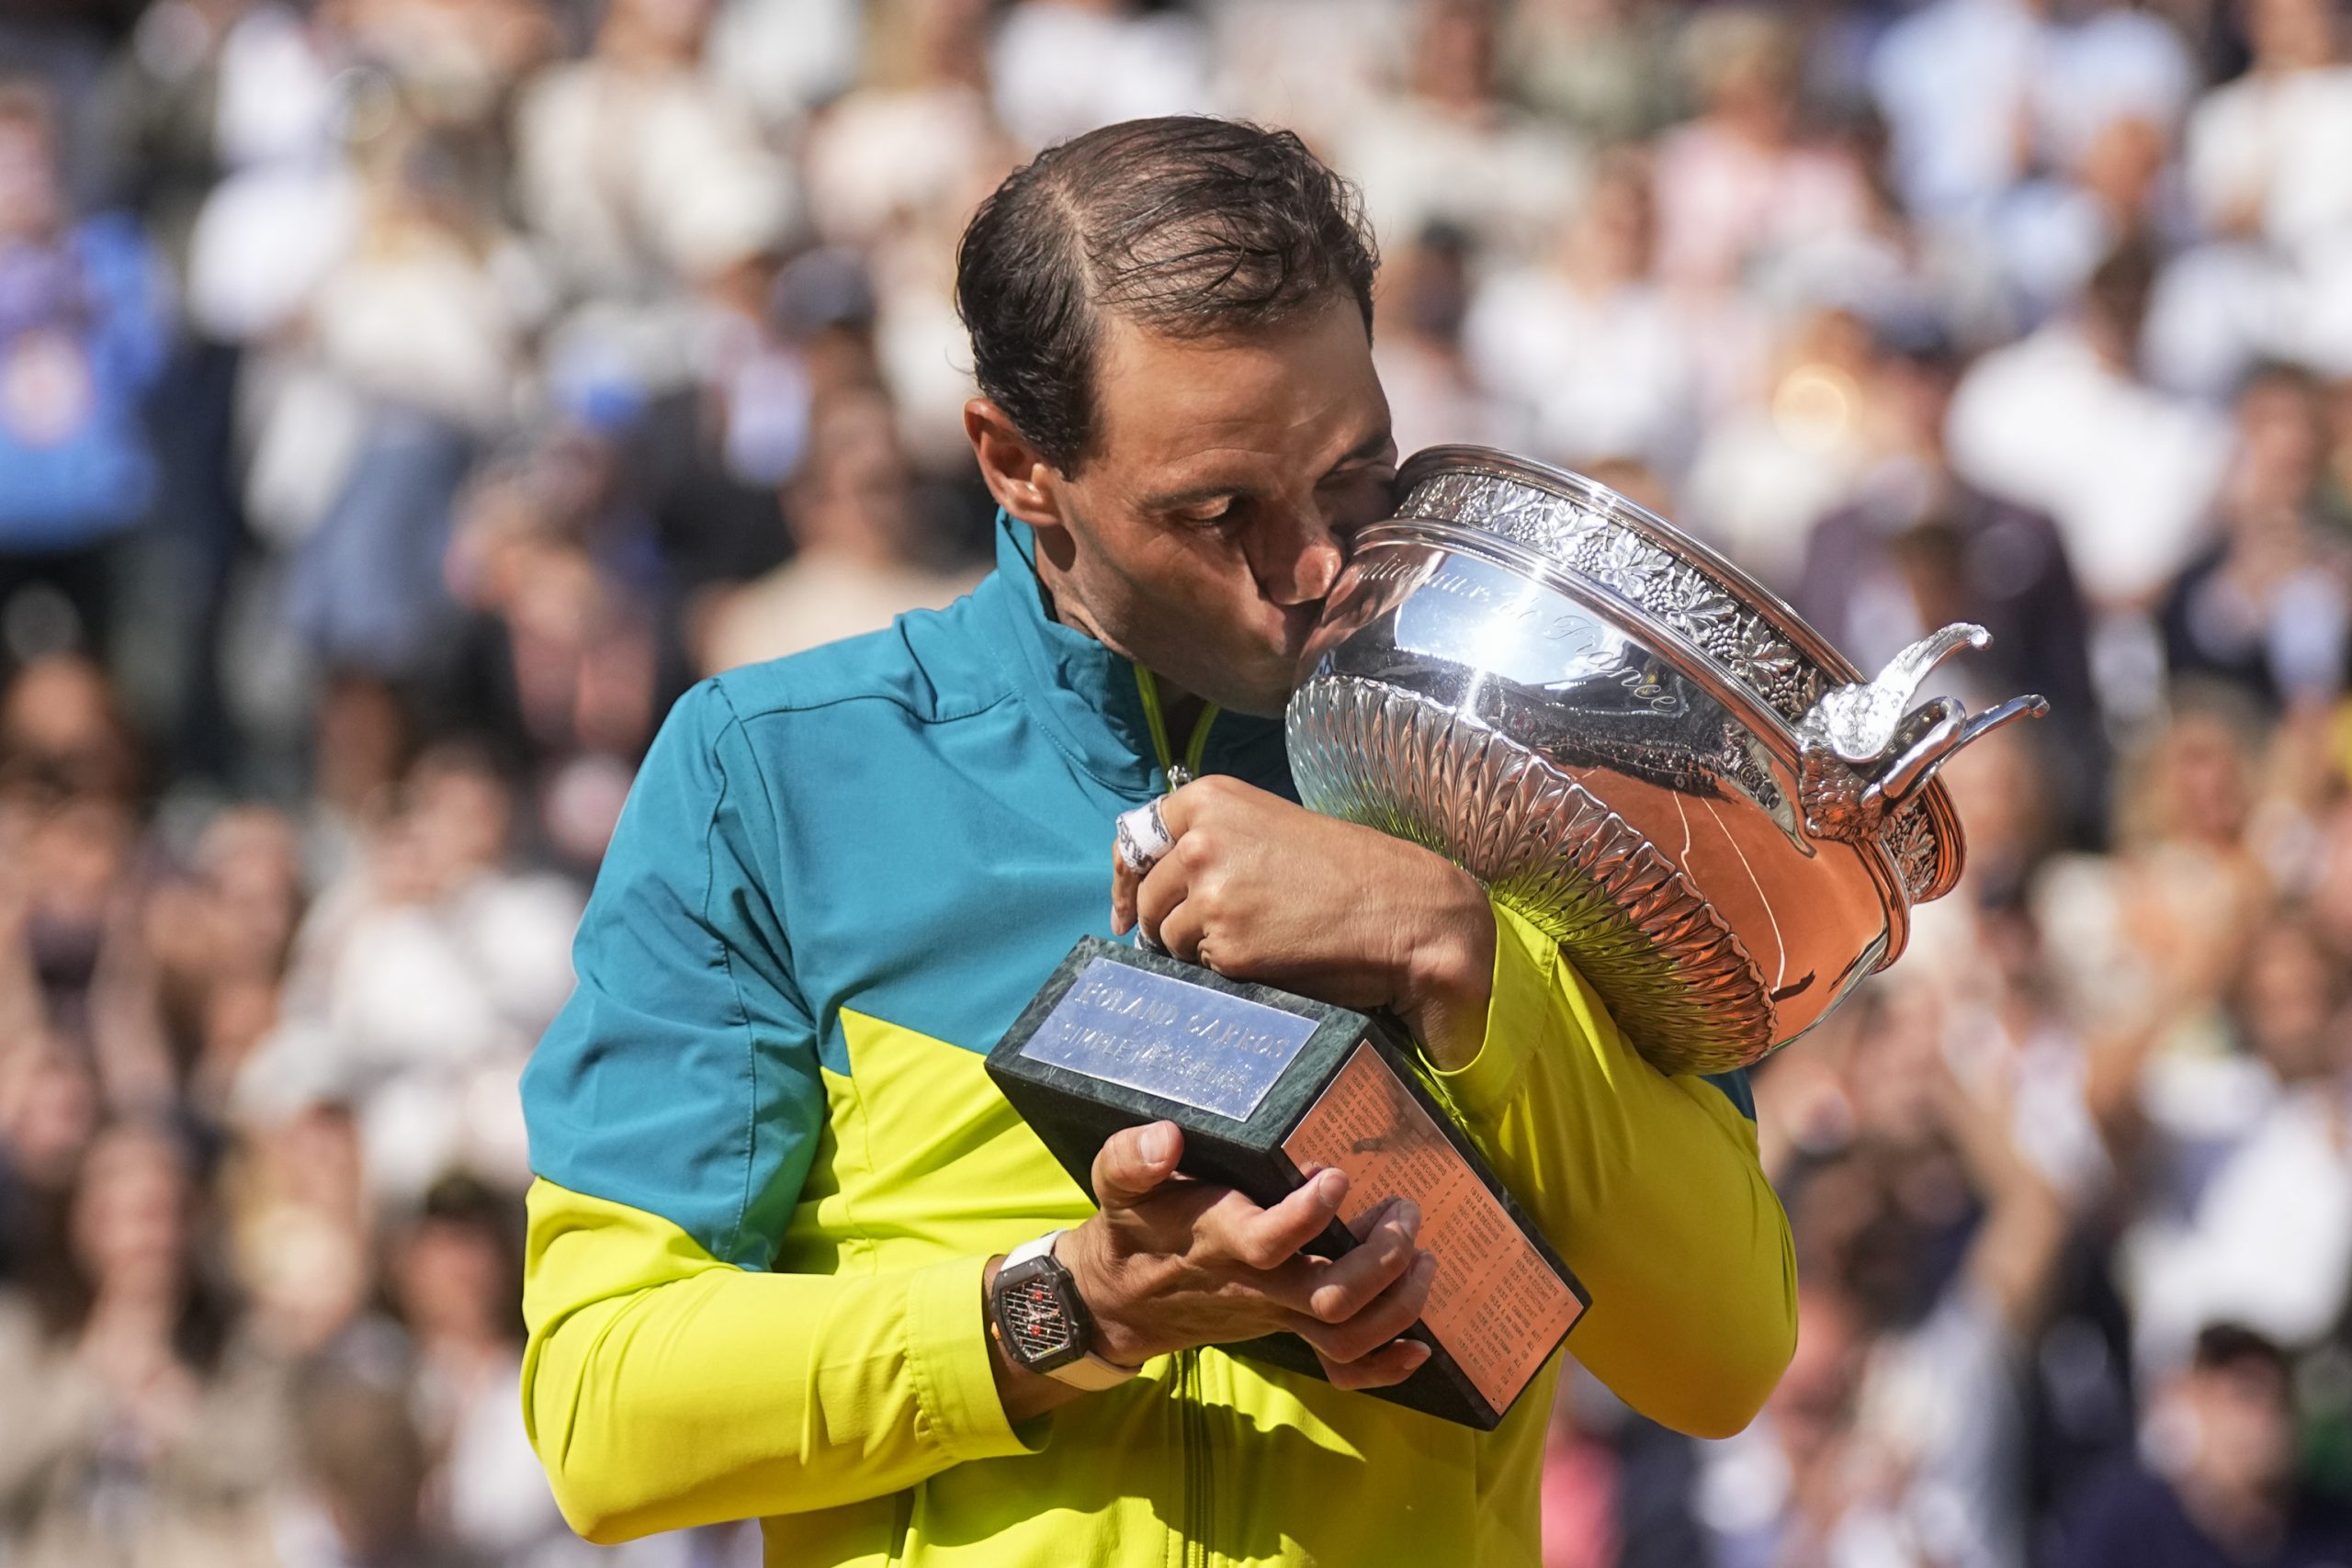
[1887,803,1944,902]
[1398,467,1830,730]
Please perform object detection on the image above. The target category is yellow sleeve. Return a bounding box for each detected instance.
[519,1179,1041,1544]
[1429,903,1798,1438]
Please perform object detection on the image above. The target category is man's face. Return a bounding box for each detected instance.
[1033,296,1396,718]
[2181,1358,2297,1501]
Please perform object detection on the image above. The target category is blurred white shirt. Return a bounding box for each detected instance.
[802,85,1001,249]
[1464,266,1699,476]
[2185,64,2352,253]
[514,62,798,298]
[988,1,1215,150]
[235,868,584,1203]
[2123,1083,2352,1376]
[1946,323,2230,607]
[1340,102,1586,265]
[1872,0,2195,220]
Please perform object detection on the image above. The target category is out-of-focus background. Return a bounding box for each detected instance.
[0,0,2347,1562]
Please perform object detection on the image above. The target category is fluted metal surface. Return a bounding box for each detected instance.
[1288,678,1775,1074]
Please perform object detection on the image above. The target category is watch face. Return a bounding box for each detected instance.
[999,1263,1082,1368]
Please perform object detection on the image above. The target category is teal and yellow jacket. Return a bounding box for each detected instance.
[518,519,1797,1566]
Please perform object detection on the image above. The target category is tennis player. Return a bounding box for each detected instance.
[519,117,1795,1566]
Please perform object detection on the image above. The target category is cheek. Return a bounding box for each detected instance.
[1134,536,1271,627]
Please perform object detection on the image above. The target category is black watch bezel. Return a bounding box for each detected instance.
[989,1245,1101,1375]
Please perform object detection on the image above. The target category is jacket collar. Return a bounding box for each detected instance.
[978,513,1289,800]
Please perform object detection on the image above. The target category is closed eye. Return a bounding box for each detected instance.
[1178,498,1246,530]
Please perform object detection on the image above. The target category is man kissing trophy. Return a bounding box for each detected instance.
[990,445,2047,1428]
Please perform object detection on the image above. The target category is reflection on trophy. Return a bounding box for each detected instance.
[1287,446,2050,1075]
[990,446,2047,1427]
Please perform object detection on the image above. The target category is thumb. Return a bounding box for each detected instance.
[1091,1120,1184,1210]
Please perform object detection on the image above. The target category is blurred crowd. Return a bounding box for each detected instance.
[0,0,2350,1562]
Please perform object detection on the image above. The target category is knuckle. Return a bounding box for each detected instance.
[1307,1282,1357,1325]
[1238,1233,1289,1271]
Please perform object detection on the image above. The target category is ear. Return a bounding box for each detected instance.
[964,400,1063,533]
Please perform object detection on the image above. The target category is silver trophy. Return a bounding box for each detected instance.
[1287,447,2048,1075]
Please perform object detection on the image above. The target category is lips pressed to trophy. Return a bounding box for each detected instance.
[993,447,2049,1427]
[987,936,1588,1430]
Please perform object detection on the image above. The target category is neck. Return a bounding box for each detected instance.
[2177,1472,2289,1557]
[1032,546,1212,773]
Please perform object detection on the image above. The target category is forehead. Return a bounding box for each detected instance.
[1084,299,1385,487]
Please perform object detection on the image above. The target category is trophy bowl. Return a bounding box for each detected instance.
[1286,447,2048,1076]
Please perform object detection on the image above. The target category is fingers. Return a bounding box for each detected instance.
[1153,779,1207,840]
[1135,852,1192,954]
[1202,1166,1348,1269]
[1116,778,1232,943]
[1156,898,1207,966]
[1112,852,1140,936]
[1295,1242,1440,1368]
[1317,1336,1434,1392]
[1111,799,1174,936]
[1090,1121,1186,1211]
[1295,1199,1421,1325]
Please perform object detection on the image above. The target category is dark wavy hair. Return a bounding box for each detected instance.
[955,117,1379,475]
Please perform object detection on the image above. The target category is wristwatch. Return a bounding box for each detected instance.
[988,1231,1139,1391]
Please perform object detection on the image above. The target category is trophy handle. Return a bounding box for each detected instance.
[1867,693,2050,810]
[1803,624,1991,764]
[1798,626,2049,843]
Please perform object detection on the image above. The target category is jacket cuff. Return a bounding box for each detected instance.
[904,1253,1046,1463]
[1429,900,1555,1117]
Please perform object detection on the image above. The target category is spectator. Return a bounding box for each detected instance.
[0,1120,277,1568]
[1871,0,2196,225]
[1375,221,1520,456]
[2145,0,2352,397]
[386,1174,605,1564]
[697,383,982,675]
[1714,978,2075,1568]
[2046,1324,2352,1566]
[1947,242,2233,664]
[1795,321,2104,839]
[1681,302,1880,588]
[1340,0,1587,265]
[280,1345,483,1568]
[2185,0,2352,256]
[2159,365,2352,713]
[1650,5,1870,296]
[1463,150,1699,476]
[0,82,168,667]
[1502,0,1682,145]
[233,744,580,1205]
[512,0,794,373]
[987,0,1212,153]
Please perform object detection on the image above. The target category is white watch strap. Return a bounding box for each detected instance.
[1004,1230,1138,1389]
[1003,1233,1059,1270]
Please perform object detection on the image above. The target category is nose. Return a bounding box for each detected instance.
[1250,500,1349,607]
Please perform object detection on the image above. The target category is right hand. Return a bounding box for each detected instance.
[1058,1120,1438,1391]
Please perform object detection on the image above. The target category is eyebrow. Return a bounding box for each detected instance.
[1138,427,1396,514]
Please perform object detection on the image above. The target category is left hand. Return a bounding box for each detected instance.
[1111,777,1496,1068]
